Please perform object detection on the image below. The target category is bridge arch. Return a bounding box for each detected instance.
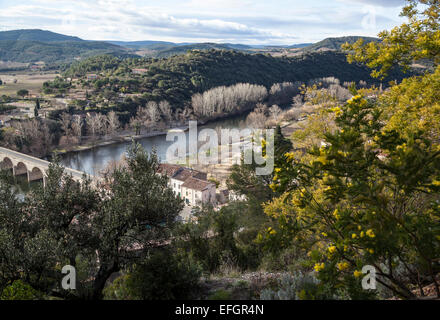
[14,162,28,176]
[0,157,14,170]
[29,167,45,183]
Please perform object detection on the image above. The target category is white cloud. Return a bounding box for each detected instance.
[0,0,405,44]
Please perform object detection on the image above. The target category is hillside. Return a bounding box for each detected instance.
[0,29,132,66]
[0,40,131,65]
[63,50,408,109]
[0,29,83,42]
[0,30,384,65]
[154,43,250,58]
[301,36,379,52]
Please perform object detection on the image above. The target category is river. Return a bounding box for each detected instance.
[60,115,248,176]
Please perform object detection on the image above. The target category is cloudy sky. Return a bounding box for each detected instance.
[0,0,407,45]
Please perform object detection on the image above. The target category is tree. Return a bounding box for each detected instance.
[60,113,71,136]
[86,113,105,138]
[106,111,120,136]
[246,103,268,128]
[269,105,282,122]
[267,95,440,299]
[71,115,83,139]
[158,100,173,123]
[17,89,29,98]
[146,101,160,125]
[343,0,440,79]
[0,144,184,299]
[264,1,440,299]
[119,249,201,300]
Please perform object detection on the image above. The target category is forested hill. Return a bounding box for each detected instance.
[0,29,131,65]
[301,36,379,52]
[0,29,83,42]
[63,50,408,107]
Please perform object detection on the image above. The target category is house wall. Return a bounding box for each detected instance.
[181,184,216,206]
[170,178,185,197]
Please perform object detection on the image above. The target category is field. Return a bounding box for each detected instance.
[0,71,58,96]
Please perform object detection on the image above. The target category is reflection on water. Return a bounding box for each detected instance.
[61,117,248,176]
[6,173,44,198]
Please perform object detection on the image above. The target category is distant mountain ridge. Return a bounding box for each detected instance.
[301,36,379,52]
[0,30,131,65]
[0,29,83,42]
[0,29,382,67]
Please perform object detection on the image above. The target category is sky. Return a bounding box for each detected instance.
[0,0,407,45]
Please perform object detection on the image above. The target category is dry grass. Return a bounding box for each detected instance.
[0,72,58,96]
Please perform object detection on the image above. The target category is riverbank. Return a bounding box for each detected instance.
[51,125,189,157]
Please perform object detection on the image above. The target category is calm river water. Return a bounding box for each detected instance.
[60,115,248,176]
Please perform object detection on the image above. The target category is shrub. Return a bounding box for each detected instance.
[1,280,41,300]
[208,289,232,300]
[126,249,202,300]
[260,272,326,300]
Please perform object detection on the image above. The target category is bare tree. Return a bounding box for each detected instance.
[246,103,269,129]
[159,100,173,124]
[106,111,120,136]
[269,82,301,105]
[191,83,267,118]
[86,113,105,138]
[60,113,72,136]
[71,115,83,139]
[146,101,160,124]
[269,104,282,122]
[292,95,303,108]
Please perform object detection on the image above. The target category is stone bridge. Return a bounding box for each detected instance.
[0,147,89,186]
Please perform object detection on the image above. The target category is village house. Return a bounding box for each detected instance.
[132,68,149,75]
[158,164,216,206]
[87,74,98,81]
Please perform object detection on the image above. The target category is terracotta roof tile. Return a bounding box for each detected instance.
[181,177,214,191]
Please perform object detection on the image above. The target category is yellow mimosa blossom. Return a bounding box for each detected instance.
[314,263,325,272]
[352,233,357,239]
[285,152,295,161]
[328,246,337,254]
[337,262,349,271]
[331,107,342,116]
[360,231,365,238]
[333,209,340,220]
[353,270,363,278]
[366,229,375,238]
[368,249,374,254]
[347,95,362,104]
[321,232,328,237]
